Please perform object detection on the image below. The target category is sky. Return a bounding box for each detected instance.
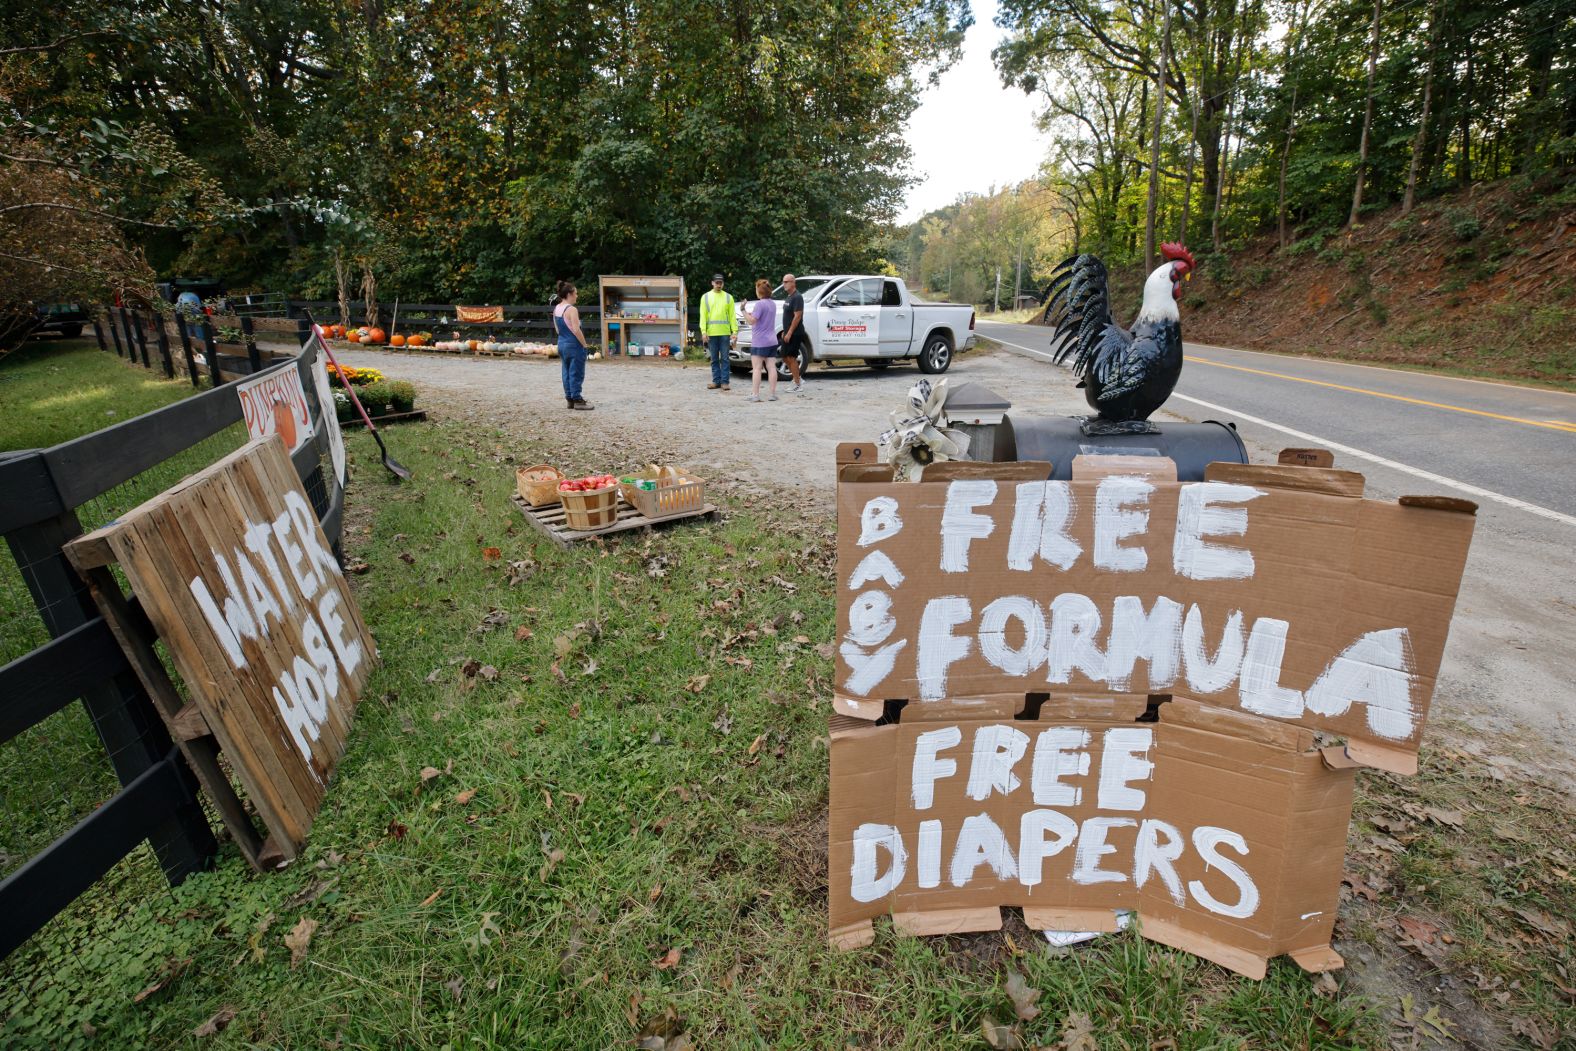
[899,0,1054,225]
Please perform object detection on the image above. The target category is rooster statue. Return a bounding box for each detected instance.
[1044,242,1196,434]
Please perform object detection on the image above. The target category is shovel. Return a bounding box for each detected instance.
[306,311,412,481]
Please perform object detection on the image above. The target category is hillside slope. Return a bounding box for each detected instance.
[1050,176,1576,386]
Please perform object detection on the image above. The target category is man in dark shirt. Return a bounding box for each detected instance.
[778,273,806,393]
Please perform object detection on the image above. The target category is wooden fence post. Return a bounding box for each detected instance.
[92,318,107,352]
[131,311,152,369]
[174,316,199,388]
[200,318,221,387]
[117,309,137,364]
[106,312,123,357]
[153,318,175,379]
[240,316,262,374]
[4,510,217,887]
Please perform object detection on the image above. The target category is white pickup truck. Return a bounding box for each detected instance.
[728,275,975,376]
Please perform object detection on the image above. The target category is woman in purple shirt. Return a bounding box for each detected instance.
[745,279,780,402]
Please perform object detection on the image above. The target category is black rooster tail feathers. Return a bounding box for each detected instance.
[1044,252,1116,378]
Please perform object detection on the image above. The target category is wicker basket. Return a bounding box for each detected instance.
[560,483,620,530]
[625,472,706,520]
[516,464,564,507]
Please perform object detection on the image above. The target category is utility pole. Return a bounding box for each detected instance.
[1144,0,1175,274]
[1014,238,1025,311]
[993,268,1001,313]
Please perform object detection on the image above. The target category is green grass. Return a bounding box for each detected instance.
[0,338,198,452]
[1,412,1570,1048]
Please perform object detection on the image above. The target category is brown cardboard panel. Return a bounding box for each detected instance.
[925,461,1053,481]
[826,706,1356,975]
[837,441,880,465]
[892,907,1003,936]
[839,463,895,483]
[1072,455,1178,482]
[834,474,1474,758]
[1205,462,1365,498]
[1278,447,1335,469]
[1022,907,1123,932]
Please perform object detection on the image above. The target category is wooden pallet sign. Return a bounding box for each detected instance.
[67,435,377,868]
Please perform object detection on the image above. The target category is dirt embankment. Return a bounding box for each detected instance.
[1064,175,1576,385]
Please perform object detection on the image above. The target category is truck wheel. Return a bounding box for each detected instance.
[916,335,952,374]
[59,324,83,339]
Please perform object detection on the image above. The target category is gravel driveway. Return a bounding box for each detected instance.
[324,344,1101,511]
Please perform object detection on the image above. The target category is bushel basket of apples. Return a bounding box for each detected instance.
[557,474,620,530]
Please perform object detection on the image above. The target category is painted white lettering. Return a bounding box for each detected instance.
[917,597,973,701]
[1073,816,1135,884]
[940,480,997,572]
[1173,483,1262,580]
[317,588,364,678]
[1046,593,1107,684]
[1188,827,1260,918]
[978,596,1047,677]
[949,813,1017,886]
[301,612,339,701]
[1093,477,1153,572]
[1007,481,1081,571]
[1104,595,1182,691]
[272,677,318,765]
[857,496,902,547]
[285,489,338,582]
[917,819,943,889]
[849,823,908,902]
[845,589,897,647]
[1096,728,1154,811]
[1017,809,1079,888]
[189,571,249,669]
[911,726,962,810]
[1182,605,1246,694]
[965,725,1029,801]
[1133,819,1186,905]
[1030,728,1090,807]
[1239,617,1304,718]
[291,653,329,723]
[244,519,297,613]
[234,546,283,636]
[840,639,907,695]
[1305,628,1417,740]
[847,550,904,590]
[273,509,318,599]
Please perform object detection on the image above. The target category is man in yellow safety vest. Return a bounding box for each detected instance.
[699,273,737,392]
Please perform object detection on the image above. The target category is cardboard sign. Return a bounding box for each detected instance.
[309,356,348,486]
[70,436,375,858]
[834,466,1475,765]
[237,365,315,454]
[828,696,1354,978]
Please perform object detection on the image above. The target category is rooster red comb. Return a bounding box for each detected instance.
[1160,242,1196,271]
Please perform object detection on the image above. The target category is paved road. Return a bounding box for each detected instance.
[977,320,1576,523]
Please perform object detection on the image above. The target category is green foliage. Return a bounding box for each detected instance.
[1447,209,1483,241]
[356,381,393,414]
[385,380,416,412]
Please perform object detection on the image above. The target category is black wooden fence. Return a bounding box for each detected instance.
[0,324,344,958]
[286,299,608,340]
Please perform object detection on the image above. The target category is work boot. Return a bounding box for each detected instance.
[572,398,595,411]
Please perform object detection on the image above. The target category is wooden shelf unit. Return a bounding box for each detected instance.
[598,275,686,359]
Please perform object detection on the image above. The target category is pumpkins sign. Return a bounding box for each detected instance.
[237,363,316,454]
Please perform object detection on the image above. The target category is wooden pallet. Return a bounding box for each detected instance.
[511,493,718,547]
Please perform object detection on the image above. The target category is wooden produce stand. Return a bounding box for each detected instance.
[598,275,686,359]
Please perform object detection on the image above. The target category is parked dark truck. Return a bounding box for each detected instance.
[730,275,975,375]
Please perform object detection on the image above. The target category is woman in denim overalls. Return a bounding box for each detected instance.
[553,281,594,410]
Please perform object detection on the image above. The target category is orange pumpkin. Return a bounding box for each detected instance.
[407,334,426,347]
[390,333,406,347]
[368,327,387,344]
[467,340,479,351]
[360,334,373,344]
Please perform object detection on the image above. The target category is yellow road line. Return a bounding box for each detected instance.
[1184,355,1576,435]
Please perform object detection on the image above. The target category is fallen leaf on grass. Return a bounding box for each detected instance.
[654,947,682,970]
[648,884,663,902]
[1341,871,1378,901]
[455,788,476,805]
[399,551,415,564]
[133,957,192,1002]
[248,913,275,963]
[1397,915,1439,944]
[635,1005,689,1050]
[1312,972,1339,998]
[482,547,501,561]
[192,1006,236,1038]
[343,559,371,574]
[420,766,442,783]
[747,734,765,757]
[514,625,534,641]
[1511,1015,1558,1049]
[568,701,581,719]
[684,674,710,694]
[1422,807,1465,828]
[1061,1011,1099,1051]
[539,848,565,880]
[979,1015,1023,1049]
[463,911,502,952]
[284,917,318,968]
[461,658,481,678]
[478,664,498,681]
[386,820,408,840]
[420,888,444,907]
[443,977,463,1002]
[285,879,335,909]
[1003,968,1041,1021]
